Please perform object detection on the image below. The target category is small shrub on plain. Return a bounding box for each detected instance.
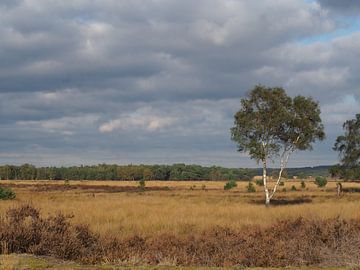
[314,176,327,187]
[0,187,16,200]
[247,182,256,193]
[301,181,306,189]
[255,179,263,186]
[138,179,146,191]
[224,180,237,190]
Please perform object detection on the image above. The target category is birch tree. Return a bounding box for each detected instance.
[230,85,325,205]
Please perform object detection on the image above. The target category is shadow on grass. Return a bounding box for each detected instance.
[250,197,313,206]
[343,187,360,193]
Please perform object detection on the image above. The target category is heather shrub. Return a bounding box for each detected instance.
[1,205,360,267]
[255,179,263,186]
[0,187,16,200]
[314,176,327,187]
[301,181,306,189]
[291,185,297,191]
[247,182,256,193]
[138,179,145,191]
[224,180,237,190]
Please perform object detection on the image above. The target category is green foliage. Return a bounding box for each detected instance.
[224,180,237,190]
[0,187,16,200]
[230,85,325,162]
[332,114,360,180]
[291,185,297,191]
[255,179,263,186]
[334,114,360,167]
[19,164,37,180]
[297,172,307,179]
[0,163,334,182]
[247,182,256,193]
[301,180,306,189]
[314,176,328,187]
[0,164,257,181]
[138,179,146,191]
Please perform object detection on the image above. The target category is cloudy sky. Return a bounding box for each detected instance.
[0,0,359,168]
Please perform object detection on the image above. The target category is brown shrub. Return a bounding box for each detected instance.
[0,205,360,267]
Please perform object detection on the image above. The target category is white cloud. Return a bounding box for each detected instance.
[99,108,176,133]
[17,114,100,135]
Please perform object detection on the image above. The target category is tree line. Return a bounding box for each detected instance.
[0,163,332,181]
[0,164,257,181]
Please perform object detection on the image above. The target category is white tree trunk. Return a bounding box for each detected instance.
[262,160,270,206]
[269,143,295,201]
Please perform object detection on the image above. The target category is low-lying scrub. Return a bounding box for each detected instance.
[1,205,360,268]
[0,187,15,200]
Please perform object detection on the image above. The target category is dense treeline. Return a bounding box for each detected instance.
[0,164,256,181]
[0,163,333,181]
[329,165,360,181]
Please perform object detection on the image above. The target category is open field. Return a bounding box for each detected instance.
[0,180,359,234]
[0,254,353,270]
[1,179,360,237]
[1,179,360,268]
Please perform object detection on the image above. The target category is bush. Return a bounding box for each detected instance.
[279,181,285,186]
[301,181,306,189]
[138,179,146,191]
[247,182,256,193]
[255,179,264,186]
[314,176,327,188]
[0,187,16,200]
[291,185,297,191]
[224,180,237,190]
[282,187,287,192]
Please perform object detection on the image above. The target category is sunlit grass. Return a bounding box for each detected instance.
[0,179,359,237]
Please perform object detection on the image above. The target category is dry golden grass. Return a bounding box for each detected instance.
[1,179,360,237]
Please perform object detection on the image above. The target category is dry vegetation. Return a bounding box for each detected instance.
[0,180,360,237]
[0,179,360,268]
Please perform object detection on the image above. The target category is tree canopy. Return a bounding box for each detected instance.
[332,114,360,180]
[231,85,325,205]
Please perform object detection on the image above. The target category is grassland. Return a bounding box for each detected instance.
[1,179,360,268]
[0,254,355,270]
[0,179,360,238]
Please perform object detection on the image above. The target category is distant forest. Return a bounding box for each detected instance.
[0,164,332,181]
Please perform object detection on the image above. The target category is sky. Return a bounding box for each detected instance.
[0,0,359,168]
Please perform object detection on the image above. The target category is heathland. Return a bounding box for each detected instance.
[0,179,360,268]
